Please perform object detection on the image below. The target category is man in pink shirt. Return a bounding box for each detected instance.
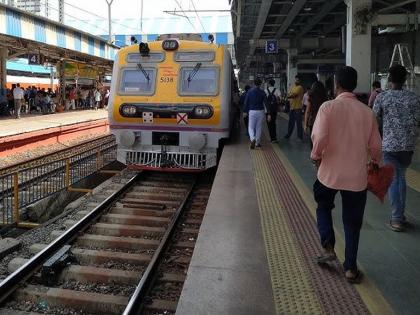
[311,66,382,283]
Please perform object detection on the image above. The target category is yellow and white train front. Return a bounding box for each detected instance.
[108,38,232,171]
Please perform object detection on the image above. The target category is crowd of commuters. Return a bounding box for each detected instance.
[240,64,420,283]
[0,84,110,118]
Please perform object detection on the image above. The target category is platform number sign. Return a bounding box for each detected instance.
[28,54,40,65]
[265,40,278,54]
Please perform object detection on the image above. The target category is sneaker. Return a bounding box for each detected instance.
[316,248,337,264]
[345,269,363,284]
[271,139,278,143]
[389,221,404,232]
[250,139,256,149]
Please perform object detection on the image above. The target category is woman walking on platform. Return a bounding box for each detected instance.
[304,81,327,149]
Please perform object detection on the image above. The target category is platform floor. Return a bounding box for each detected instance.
[0,110,108,137]
[177,116,420,314]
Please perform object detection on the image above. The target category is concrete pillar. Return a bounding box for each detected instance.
[58,61,66,106]
[345,0,372,93]
[0,48,7,89]
[287,48,298,90]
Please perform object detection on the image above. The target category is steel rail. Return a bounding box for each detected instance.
[123,177,197,315]
[0,135,115,176]
[0,173,140,304]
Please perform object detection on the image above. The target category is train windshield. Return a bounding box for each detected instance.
[119,68,156,95]
[179,67,218,95]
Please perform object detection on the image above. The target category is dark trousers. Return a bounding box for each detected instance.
[313,180,367,271]
[243,115,249,136]
[266,111,278,141]
[287,109,303,139]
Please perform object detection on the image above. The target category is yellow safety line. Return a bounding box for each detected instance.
[251,150,324,315]
[271,144,395,315]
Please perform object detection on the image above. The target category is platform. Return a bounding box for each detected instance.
[0,110,109,157]
[177,118,420,314]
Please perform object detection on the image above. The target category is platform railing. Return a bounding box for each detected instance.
[0,141,117,226]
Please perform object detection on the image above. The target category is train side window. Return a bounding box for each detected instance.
[179,67,219,96]
[119,68,156,95]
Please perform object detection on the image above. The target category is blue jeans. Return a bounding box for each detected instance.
[248,110,265,144]
[286,109,303,139]
[313,180,367,271]
[383,152,409,223]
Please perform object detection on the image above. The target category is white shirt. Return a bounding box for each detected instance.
[265,86,281,98]
[13,87,24,100]
[95,90,101,102]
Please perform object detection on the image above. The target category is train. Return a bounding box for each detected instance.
[108,33,235,171]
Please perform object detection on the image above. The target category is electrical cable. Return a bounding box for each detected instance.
[190,0,206,33]
[173,0,198,32]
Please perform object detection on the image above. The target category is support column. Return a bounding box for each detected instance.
[345,0,372,93]
[287,48,298,90]
[58,61,66,107]
[0,48,7,89]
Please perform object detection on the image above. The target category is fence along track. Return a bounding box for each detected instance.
[0,136,117,226]
[0,172,197,315]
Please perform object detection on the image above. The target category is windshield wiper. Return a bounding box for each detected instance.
[187,62,202,87]
[137,63,150,83]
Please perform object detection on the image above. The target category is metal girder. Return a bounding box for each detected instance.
[378,0,415,13]
[275,0,307,39]
[297,58,345,64]
[374,0,411,13]
[372,13,420,25]
[297,0,342,37]
[249,0,274,55]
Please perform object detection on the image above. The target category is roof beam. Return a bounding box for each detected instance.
[274,0,307,39]
[297,0,342,37]
[372,13,420,25]
[374,0,411,13]
[378,0,416,13]
[249,0,274,55]
[323,16,346,34]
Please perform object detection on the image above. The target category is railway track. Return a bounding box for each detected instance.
[0,171,212,315]
[0,135,116,176]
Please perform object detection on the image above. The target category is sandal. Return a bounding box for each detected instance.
[345,270,363,284]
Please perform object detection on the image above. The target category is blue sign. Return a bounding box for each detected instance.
[265,40,278,54]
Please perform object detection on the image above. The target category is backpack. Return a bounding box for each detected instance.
[267,88,278,113]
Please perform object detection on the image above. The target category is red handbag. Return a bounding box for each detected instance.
[367,163,395,202]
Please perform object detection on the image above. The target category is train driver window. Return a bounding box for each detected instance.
[179,67,218,96]
[119,68,156,95]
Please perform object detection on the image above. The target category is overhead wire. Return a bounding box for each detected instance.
[190,0,206,33]
[173,0,198,32]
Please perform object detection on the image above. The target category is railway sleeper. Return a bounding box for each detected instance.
[15,285,127,315]
[72,211,170,226]
[124,192,185,201]
[130,186,188,193]
[144,299,178,312]
[64,220,165,237]
[122,197,180,207]
[110,206,174,217]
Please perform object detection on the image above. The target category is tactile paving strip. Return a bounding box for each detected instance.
[251,151,324,314]
[261,143,370,314]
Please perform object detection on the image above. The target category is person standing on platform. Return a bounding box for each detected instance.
[373,65,420,232]
[285,75,304,140]
[13,83,24,119]
[68,87,76,110]
[311,66,382,283]
[239,85,251,136]
[265,79,281,143]
[243,78,267,149]
[94,88,102,110]
[368,81,382,108]
[304,81,327,149]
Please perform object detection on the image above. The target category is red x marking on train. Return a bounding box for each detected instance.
[177,113,188,124]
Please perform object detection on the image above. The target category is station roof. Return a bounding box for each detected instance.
[232,0,418,83]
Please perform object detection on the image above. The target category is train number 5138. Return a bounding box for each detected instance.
[160,77,174,83]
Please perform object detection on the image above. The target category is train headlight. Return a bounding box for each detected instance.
[193,105,212,119]
[189,133,207,151]
[120,131,136,147]
[121,105,137,116]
